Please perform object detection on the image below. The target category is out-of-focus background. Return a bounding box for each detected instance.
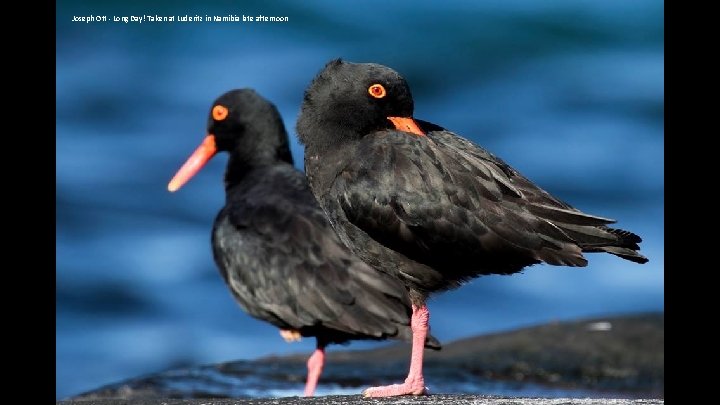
[56,0,663,400]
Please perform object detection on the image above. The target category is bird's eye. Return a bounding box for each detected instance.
[212,105,229,121]
[368,84,386,99]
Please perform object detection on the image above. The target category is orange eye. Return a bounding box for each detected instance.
[212,105,229,121]
[368,84,386,99]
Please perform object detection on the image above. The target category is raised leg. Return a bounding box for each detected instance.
[303,345,326,396]
[362,304,430,397]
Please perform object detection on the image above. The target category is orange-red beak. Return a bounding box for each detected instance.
[388,117,425,137]
[167,135,217,192]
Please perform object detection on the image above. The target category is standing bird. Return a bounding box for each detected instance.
[167,89,441,396]
[296,60,648,397]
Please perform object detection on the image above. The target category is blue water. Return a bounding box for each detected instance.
[56,0,664,400]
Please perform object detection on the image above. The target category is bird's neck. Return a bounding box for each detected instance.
[302,113,373,149]
[224,142,293,190]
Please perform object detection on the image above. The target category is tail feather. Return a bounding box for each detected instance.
[396,326,442,350]
[528,204,616,226]
[595,246,649,264]
[555,222,648,264]
[425,334,442,350]
[557,223,624,246]
[606,227,643,246]
[522,197,647,265]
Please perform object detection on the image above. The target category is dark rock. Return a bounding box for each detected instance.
[58,394,664,405]
[265,312,664,397]
[65,313,663,401]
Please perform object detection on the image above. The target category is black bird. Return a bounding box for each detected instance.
[167,89,440,396]
[296,60,648,397]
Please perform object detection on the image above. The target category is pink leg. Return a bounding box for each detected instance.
[303,347,325,397]
[362,304,430,397]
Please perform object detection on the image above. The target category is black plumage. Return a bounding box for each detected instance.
[298,60,647,299]
[296,60,647,397]
[168,89,440,396]
[212,164,427,345]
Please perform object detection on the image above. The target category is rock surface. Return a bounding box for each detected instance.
[59,394,664,405]
[62,313,663,402]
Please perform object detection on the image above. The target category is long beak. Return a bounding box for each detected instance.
[387,117,425,137]
[167,135,217,192]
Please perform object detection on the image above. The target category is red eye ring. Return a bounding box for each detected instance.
[368,84,386,99]
[212,105,229,121]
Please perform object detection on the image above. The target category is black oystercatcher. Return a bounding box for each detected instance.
[167,89,440,396]
[296,60,649,397]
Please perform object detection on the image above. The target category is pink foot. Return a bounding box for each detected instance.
[362,304,431,398]
[362,377,427,397]
[303,347,325,397]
